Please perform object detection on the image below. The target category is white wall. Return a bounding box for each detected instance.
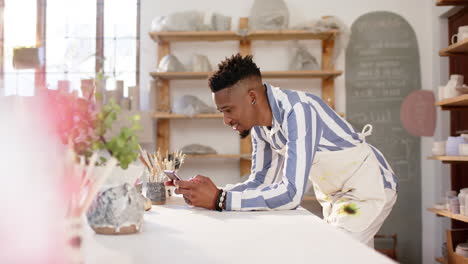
[140,1,439,262]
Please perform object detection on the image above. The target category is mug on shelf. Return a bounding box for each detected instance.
[450,74,464,86]
[451,25,468,44]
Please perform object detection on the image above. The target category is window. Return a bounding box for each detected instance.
[104,0,138,96]
[0,0,139,96]
[2,0,37,96]
[46,0,96,92]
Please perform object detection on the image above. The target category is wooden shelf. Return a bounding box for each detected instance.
[436,0,468,6]
[427,156,468,162]
[186,154,251,160]
[439,38,468,56]
[263,70,342,79]
[149,30,337,43]
[436,94,468,109]
[435,257,448,264]
[149,31,242,42]
[153,112,222,119]
[150,72,212,80]
[428,208,468,223]
[150,70,343,80]
[247,29,337,41]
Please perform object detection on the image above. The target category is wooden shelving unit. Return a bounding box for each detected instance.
[427,156,468,162]
[436,0,468,6]
[428,208,468,223]
[150,17,341,176]
[430,5,468,263]
[150,70,343,80]
[439,38,468,56]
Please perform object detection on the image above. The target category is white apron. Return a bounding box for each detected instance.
[310,125,387,232]
[272,124,388,233]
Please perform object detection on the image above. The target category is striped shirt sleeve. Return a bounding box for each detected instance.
[224,127,281,192]
[225,103,323,211]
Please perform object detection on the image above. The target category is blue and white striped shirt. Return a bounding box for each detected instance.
[224,84,398,211]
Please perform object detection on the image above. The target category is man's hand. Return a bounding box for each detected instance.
[170,175,220,210]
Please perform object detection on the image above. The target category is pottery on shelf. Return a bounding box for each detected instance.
[446,136,467,156]
[432,141,446,156]
[459,144,468,156]
[180,144,217,155]
[171,95,216,116]
[443,75,464,99]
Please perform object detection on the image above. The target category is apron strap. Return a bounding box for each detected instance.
[359,124,373,141]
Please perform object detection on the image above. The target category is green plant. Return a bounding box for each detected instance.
[93,99,141,169]
[48,87,141,170]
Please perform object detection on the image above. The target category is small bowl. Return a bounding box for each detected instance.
[433,141,447,149]
[432,148,445,156]
[460,144,468,156]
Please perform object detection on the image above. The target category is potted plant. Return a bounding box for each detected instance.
[47,83,146,235]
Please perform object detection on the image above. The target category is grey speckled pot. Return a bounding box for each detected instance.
[86,183,145,235]
[146,182,166,205]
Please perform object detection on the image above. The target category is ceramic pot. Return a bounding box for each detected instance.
[86,183,145,235]
[432,141,446,156]
[146,182,166,205]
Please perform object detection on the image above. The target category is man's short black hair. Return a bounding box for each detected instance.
[209,53,261,93]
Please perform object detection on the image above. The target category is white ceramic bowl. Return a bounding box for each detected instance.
[432,148,445,156]
[460,144,468,156]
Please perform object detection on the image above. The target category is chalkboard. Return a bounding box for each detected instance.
[345,11,421,264]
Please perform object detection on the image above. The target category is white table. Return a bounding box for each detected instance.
[83,195,395,264]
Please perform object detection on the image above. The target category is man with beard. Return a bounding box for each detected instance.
[166,54,398,247]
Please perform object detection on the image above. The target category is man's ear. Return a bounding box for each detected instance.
[247,89,257,104]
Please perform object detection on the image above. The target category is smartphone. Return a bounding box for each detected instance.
[163,170,181,181]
